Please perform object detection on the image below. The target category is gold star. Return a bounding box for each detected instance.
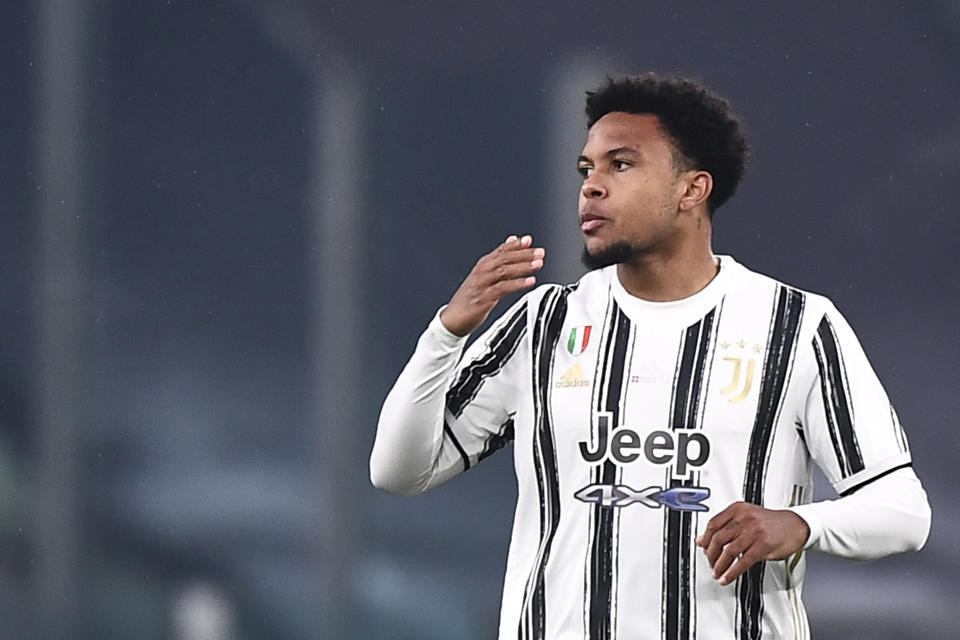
[736,339,746,349]
[753,344,762,354]
[720,341,730,350]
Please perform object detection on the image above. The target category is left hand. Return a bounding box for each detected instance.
[696,501,810,586]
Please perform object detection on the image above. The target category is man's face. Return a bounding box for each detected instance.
[577,112,688,269]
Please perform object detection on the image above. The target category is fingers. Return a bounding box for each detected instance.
[478,235,545,287]
[698,502,757,586]
[696,502,739,550]
[696,503,809,587]
[716,548,760,586]
[441,234,545,336]
[477,255,543,288]
[702,512,745,573]
[711,531,759,585]
[495,235,545,265]
[504,234,532,248]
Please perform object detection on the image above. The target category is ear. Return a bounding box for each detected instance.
[678,171,713,212]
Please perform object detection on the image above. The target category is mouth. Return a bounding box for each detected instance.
[580,212,607,233]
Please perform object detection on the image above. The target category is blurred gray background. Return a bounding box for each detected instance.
[2,1,957,638]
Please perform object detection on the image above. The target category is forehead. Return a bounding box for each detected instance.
[582,112,674,158]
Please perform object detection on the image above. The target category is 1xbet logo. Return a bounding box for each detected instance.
[575,412,711,512]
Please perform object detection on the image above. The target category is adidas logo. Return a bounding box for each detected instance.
[556,364,591,388]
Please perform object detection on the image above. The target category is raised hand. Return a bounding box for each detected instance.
[439,235,545,337]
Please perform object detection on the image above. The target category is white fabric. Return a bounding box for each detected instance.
[370,305,467,495]
[370,255,931,640]
[789,467,930,559]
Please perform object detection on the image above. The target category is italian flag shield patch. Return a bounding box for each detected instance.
[566,325,592,356]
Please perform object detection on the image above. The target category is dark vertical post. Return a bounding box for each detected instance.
[310,66,365,629]
[233,2,365,631]
[33,0,86,635]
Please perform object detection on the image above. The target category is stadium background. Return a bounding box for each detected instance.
[1,1,957,638]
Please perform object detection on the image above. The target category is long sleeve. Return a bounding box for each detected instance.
[370,308,469,495]
[370,296,531,495]
[789,301,931,558]
[788,466,931,559]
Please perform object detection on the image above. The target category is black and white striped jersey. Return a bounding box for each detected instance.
[372,255,926,640]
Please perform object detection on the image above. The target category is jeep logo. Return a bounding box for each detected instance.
[577,413,710,478]
[574,483,710,511]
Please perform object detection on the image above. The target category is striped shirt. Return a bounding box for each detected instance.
[372,255,925,640]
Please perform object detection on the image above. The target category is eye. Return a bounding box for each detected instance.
[612,159,631,171]
[577,165,592,178]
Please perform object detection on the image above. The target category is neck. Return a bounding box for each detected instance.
[615,224,718,302]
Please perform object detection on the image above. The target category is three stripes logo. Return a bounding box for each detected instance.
[555,364,590,388]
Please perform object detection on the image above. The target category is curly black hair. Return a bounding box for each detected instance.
[585,74,749,215]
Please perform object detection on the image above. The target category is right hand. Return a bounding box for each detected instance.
[440,235,545,336]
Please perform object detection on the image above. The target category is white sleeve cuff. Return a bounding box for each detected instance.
[786,503,824,550]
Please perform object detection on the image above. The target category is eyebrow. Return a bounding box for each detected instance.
[577,146,641,164]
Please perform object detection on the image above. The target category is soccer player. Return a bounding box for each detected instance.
[369,74,931,639]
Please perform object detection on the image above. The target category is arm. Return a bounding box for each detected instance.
[369,309,469,495]
[789,465,930,558]
[697,467,930,585]
[369,235,545,495]
[698,302,931,584]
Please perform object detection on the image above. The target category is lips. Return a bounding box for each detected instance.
[580,212,607,233]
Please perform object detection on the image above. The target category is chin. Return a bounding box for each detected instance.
[581,242,638,270]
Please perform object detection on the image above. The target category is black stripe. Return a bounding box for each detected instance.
[582,292,616,636]
[890,405,909,454]
[738,286,805,640]
[839,462,912,496]
[587,305,631,640]
[663,309,716,640]
[812,338,847,476]
[815,315,864,476]
[478,416,515,463]
[446,302,527,418]
[663,322,698,640]
[443,421,471,471]
[519,286,571,640]
[685,308,716,429]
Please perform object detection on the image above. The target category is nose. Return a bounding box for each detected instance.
[580,174,606,199]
